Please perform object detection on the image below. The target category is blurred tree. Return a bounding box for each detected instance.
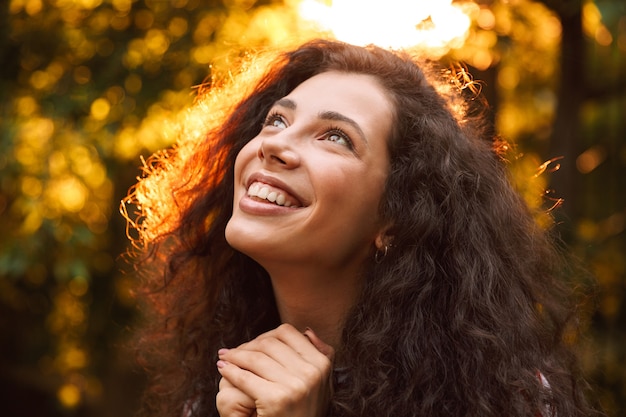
[0,0,318,416]
[453,0,626,415]
[536,1,626,415]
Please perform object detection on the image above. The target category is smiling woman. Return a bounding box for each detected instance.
[226,72,393,300]
[123,39,600,417]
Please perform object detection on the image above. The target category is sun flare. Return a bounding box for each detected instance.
[298,0,473,55]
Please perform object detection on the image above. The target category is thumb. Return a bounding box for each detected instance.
[303,327,335,360]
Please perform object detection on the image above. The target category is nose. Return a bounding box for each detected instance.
[257,133,301,169]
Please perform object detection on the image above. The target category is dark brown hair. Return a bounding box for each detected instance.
[124,39,597,417]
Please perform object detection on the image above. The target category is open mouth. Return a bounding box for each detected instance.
[247,181,302,208]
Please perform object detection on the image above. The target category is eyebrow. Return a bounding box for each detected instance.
[273,98,368,145]
[275,98,296,110]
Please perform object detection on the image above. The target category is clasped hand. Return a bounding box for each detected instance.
[216,324,335,417]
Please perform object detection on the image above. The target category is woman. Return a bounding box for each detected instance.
[124,39,597,417]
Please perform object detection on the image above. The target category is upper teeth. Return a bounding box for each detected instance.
[247,182,296,207]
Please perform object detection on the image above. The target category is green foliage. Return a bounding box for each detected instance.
[455,1,626,414]
[0,0,318,414]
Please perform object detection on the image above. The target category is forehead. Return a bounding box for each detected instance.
[283,71,396,134]
[287,71,392,106]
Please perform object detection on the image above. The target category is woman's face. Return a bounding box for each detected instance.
[225,71,394,273]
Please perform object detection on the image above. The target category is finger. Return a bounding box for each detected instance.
[217,359,283,401]
[218,324,334,392]
[303,327,335,360]
[218,358,322,412]
[219,376,239,391]
[218,334,334,417]
[225,335,307,370]
[219,344,309,386]
[247,323,332,369]
[216,377,256,417]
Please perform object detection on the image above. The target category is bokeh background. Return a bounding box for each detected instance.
[0,0,624,416]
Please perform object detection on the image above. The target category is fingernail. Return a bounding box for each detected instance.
[218,348,229,356]
[216,360,228,369]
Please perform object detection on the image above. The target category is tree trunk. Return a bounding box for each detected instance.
[548,4,584,240]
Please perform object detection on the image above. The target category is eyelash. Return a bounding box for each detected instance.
[325,126,354,150]
[263,111,285,128]
[262,111,354,150]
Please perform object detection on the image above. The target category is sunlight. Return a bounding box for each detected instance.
[298,0,472,55]
[58,383,81,409]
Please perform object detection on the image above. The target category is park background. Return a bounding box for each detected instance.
[0,0,624,416]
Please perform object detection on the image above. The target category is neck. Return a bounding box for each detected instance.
[265,264,363,350]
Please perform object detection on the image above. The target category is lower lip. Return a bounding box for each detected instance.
[239,194,301,215]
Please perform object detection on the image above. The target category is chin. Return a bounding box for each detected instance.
[225,217,259,256]
[224,217,240,250]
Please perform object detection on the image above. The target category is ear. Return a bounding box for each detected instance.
[374,227,394,250]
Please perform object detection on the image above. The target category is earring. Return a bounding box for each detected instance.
[374,245,389,264]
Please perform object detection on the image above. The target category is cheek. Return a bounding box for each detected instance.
[233,142,257,181]
[321,168,386,218]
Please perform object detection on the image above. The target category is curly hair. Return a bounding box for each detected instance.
[124,39,597,417]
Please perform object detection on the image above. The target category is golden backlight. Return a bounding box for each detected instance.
[298,0,472,55]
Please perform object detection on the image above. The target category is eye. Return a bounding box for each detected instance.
[263,111,287,129]
[325,128,353,149]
